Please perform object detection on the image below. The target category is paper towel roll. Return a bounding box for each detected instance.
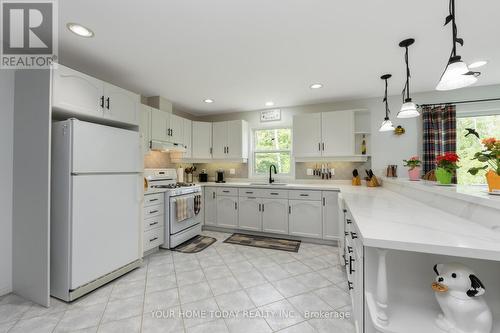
[177,167,184,183]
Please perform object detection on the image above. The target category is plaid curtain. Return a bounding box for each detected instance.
[422,105,456,175]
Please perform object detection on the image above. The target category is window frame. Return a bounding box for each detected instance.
[251,127,293,178]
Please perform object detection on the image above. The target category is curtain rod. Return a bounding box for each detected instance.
[420,97,500,107]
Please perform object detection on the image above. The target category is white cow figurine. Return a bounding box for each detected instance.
[432,263,493,333]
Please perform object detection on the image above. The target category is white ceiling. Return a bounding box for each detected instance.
[59,0,500,115]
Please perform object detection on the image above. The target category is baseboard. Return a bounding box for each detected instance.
[202,225,337,246]
[0,285,12,297]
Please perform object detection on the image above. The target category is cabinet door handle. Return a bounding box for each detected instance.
[100,95,104,108]
[212,192,215,199]
[258,203,261,212]
[270,192,279,195]
[343,209,347,213]
[288,205,291,214]
[245,191,254,194]
[149,221,159,226]
[299,194,309,197]
[347,246,353,253]
[210,147,213,155]
[348,281,354,290]
[150,237,158,242]
[222,190,230,193]
[351,232,358,239]
[106,97,110,110]
[227,146,229,154]
[344,231,349,236]
[349,257,355,274]
[235,202,237,210]
[149,210,159,214]
[322,142,325,151]
[149,198,158,202]
[318,143,321,151]
[322,197,326,206]
[262,204,264,212]
[346,219,352,224]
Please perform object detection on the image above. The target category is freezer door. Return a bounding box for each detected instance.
[71,119,141,173]
[70,174,141,289]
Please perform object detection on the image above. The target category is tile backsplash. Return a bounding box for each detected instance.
[144,151,176,169]
[193,163,248,181]
[295,161,372,180]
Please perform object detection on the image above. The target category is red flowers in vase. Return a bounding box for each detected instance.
[436,152,460,173]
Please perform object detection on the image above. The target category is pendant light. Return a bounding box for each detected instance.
[436,0,480,91]
[397,38,420,118]
[379,74,395,132]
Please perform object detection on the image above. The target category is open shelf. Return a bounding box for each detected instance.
[366,292,500,333]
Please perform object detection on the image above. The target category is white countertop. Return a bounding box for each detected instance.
[382,177,500,210]
[340,186,500,261]
[198,179,500,261]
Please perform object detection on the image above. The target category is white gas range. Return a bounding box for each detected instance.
[144,169,202,249]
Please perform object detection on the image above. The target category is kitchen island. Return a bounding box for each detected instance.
[196,180,500,333]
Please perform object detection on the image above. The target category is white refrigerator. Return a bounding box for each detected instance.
[51,119,143,301]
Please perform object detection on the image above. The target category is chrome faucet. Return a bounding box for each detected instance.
[269,164,277,184]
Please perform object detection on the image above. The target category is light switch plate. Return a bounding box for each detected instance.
[331,168,335,176]
[229,168,236,175]
[306,168,313,176]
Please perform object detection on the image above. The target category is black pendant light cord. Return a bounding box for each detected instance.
[450,0,458,58]
[384,78,390,117]
[401,45,411,103]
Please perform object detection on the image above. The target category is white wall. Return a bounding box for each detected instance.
[0,70,14,296]
[196,84,500,177]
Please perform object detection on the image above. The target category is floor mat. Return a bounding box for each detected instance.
[172,235,217,253]
[223,233,301,252]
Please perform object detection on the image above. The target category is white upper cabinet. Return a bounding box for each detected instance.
[293,113,322,158]
[212,120,248,160]
[52,64,139,126]
[102,82,139,125]
[192,121,213,159]
[293,110,356,158]
[169,114,183,144]
[52,65,104,118]
[182,118,192,158]
[139,105,152,154]
[150,108,169,142]
[321,110,354,156]
[212,122,227,159]
[227,120,248,159]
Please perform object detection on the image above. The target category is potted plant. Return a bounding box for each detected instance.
[403,156,421,181]
[467,137,500,193]
[435,152,460,185]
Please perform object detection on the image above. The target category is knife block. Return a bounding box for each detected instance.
[352,176,361,186]
[367,176,380,187]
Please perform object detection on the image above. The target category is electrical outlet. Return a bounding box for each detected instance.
[306,168,313,176]
[229,168,236,175]
[331,168,335,176]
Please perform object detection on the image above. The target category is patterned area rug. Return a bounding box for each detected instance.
[172,235,217,253]
[223,233,301,252]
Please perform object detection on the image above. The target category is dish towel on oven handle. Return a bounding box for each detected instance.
[175,196,195,222]
[194,194,202,215]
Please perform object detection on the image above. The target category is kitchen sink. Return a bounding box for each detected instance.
[249,182,289,186]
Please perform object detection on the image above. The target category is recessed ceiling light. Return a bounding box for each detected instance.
[265,101,275,107]
[66,23,94,38]
[469,60,488,69]
[204,99,214,104]
[310,83,323,89]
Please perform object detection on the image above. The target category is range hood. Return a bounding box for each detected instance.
[150,140,186,153]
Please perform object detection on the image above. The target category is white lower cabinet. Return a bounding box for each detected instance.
[262,198,289,234]
[204,187,338,240]
[204,187,217,226]
[143,192,165,254]
[322,191,340,240]
[288,199,322,238]
[238,197,262,231]
[216,196,238,228]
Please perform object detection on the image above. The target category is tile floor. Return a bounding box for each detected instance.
[0,231,354,333]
